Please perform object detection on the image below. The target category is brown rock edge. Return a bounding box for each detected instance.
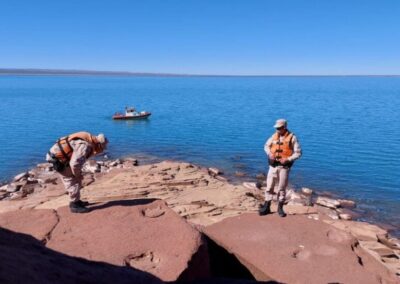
[0,159,399,283]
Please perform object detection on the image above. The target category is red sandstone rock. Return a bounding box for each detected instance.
[204,213,397,284]
[0,227,162,284]
[46,199,208,281]
[0,209,58,241]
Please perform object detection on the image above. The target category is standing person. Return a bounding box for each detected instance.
[259,119,302,217]
[46,131,108,213]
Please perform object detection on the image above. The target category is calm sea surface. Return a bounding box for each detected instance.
[1,76,399,234]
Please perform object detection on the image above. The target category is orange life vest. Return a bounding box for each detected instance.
[52,131,104,162]
[270,131,294,160]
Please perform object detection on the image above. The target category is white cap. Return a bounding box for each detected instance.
[273,119,287,129]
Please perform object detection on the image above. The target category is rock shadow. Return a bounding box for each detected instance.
[0,227,163,284]
[180,235,280,284]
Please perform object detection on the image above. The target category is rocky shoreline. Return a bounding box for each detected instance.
[0,157,399,283]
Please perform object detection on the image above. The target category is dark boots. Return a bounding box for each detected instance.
[277,201,287,217]
[259,201,287,217]
[69,200,90,213]
[75,200,90,207]
[259,201,271,216]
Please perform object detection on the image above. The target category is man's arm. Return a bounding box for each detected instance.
[264,137,275,160]
[287,135,302,162]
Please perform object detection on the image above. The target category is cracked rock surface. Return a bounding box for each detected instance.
[0,159,399,282]
[0,227,162,284]
[0,209,58,242]
[0,200,207,282]
[204,214,398,284]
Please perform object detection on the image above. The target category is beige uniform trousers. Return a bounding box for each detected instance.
[59,166,82,202]
[265,165,290,202]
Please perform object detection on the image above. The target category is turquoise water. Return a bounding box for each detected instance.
[1,76,399,233]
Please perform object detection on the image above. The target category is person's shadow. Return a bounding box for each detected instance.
[88,198,158,212]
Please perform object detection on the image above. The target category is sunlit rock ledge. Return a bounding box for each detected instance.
[0,158,399,283]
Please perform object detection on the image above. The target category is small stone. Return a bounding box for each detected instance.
[316,205,340,220]
[338,199,356,208]
[6,183,23,193]
[0,184,8,191]
[215,175,228,182]
[339,213,352,220]
[45,165,54,172]
[328,212,340,220]
[9,191,23,200]
[121,159,138,168]
[13,172,29,182]
[301,187,313,195]
[109,159,122,167]
[27,177,39,184]
[208,167,223,176]
[315,197,341,209]
[83,160,100,173]
[142,206,165,218]
[38,177,58,185]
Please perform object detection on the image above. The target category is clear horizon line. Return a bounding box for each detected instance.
[0,67,399,77]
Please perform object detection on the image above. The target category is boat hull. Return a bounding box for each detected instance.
[112,112,151,120]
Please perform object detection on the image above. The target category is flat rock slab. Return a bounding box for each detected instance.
[46,199,206,281]
[0,227,162,284]
[0,209,58,241]
[204,213,395,284]
[324,219,388,241]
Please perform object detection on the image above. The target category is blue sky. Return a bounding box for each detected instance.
[1,0,399,75]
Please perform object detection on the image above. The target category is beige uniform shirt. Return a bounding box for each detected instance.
[46,139,93,180]
[264,132,302,162]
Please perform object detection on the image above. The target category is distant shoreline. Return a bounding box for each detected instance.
[0,68,399,77]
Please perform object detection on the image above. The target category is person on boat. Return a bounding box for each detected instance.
[125,106,135,113]
[46,131,108,213]
[259,119,302,217]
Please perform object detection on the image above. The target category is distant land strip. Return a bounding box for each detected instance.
[0,68,399,77]
[0,68,186,77]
